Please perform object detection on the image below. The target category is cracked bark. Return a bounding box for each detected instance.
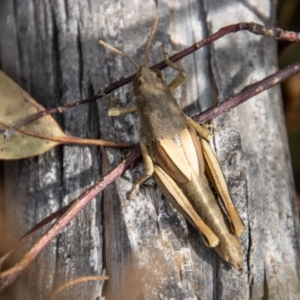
[0,0,299,299]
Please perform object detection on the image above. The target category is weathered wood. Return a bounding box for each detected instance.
[0,0,299,299]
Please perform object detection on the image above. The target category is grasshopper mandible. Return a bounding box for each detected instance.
[99,17,246,270]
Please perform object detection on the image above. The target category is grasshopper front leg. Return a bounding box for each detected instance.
[161,44,186,91]
[108,106,137,117]
[100,89,138,117]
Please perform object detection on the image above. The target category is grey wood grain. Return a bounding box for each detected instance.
[0,0,299,299]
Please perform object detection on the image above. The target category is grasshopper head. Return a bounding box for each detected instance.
[133,67,164,96]
[216,237,243,271]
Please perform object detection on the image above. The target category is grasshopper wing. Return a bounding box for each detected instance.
[201,139,245,235]
[154,165,219,247]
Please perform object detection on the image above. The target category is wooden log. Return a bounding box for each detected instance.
[0,1,299,299]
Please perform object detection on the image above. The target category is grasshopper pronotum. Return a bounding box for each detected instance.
[99,17,246,270]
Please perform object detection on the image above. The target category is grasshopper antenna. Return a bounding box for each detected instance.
[144,16,159,67]
[99,16,159,70]
[99,40,140,70]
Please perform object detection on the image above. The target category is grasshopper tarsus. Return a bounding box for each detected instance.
[161,44,186,76]
[127,189,137,200]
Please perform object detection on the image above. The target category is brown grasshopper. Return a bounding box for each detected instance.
[100,17,245,270]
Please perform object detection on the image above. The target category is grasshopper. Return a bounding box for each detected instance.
[99,17,245,271]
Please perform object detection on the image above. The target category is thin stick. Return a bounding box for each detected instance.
[48,275,109,300]
[0,205,70,267]
[153,22,300,70]
[194,61,300,123]
[0,146,141,292]
[3,22,300,140]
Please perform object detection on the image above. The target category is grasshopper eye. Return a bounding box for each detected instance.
[137,77,143,85]
[133,77,143,89]
[153,70,163,79]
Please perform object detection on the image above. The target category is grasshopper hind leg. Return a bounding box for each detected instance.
[128,142,154,199]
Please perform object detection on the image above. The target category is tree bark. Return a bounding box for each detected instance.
[0,0,299,299]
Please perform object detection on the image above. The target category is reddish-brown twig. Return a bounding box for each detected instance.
[194,61,300,123]
[48,275,109,300]
[0,146,141,291]
[3,22,300,140]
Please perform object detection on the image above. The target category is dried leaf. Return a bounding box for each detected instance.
[0,70,129,160]
[0,70,67,159]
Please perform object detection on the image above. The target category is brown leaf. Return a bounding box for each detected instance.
[0,70,66,159]
[0,70,130,160]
